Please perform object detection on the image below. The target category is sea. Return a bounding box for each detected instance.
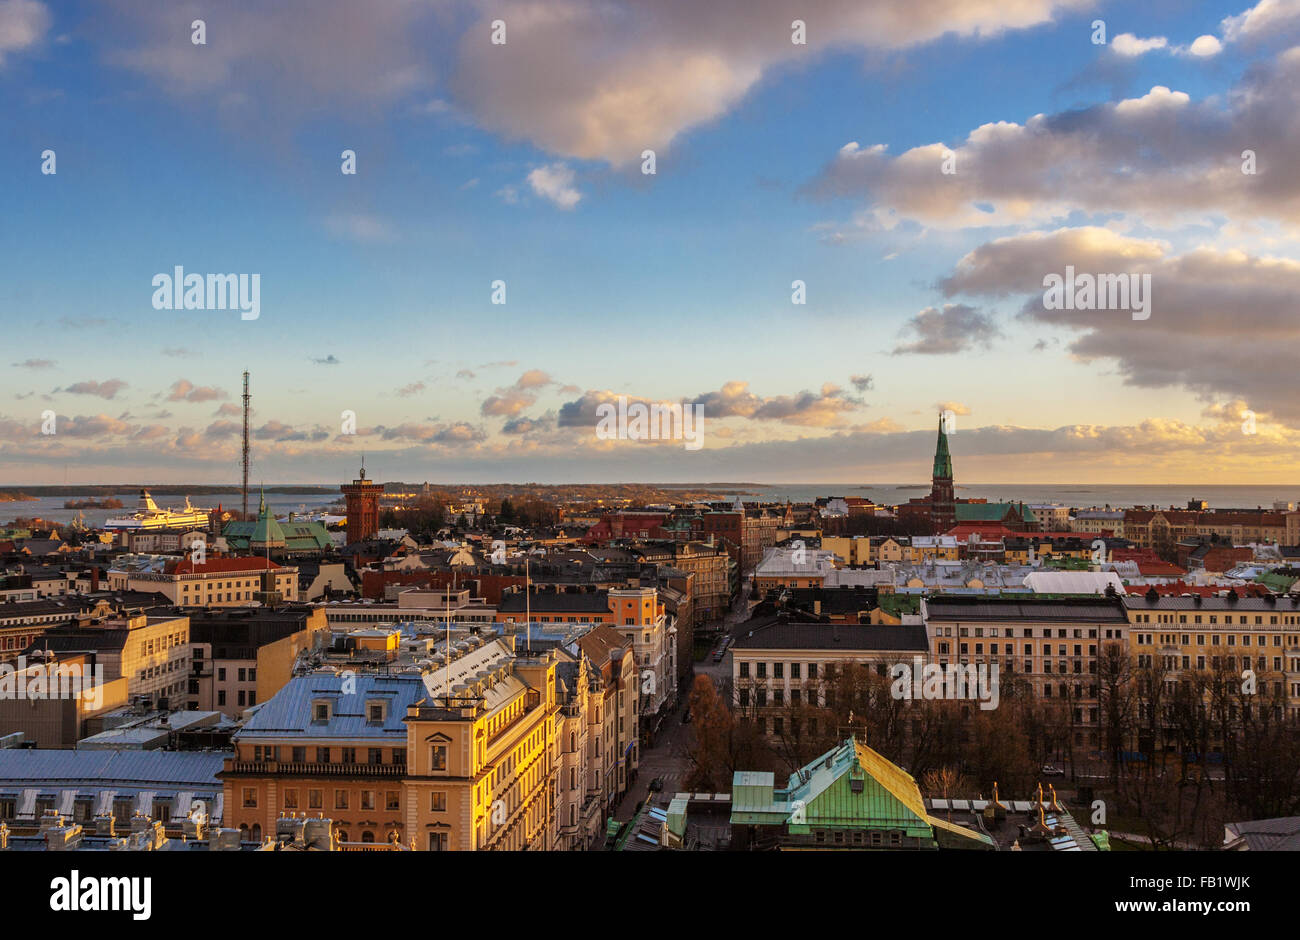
[4,483,1298,528]
[703,483,1300,512]
[1,491,342,528]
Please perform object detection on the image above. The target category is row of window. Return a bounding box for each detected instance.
[938,626,1101,639]
[1135,632,1294,647]
[739,661,822,679]
[1138,653,1295,673]
[243,786,402,811]
[1134,613,1300,626]
[249,745,407,765]
[139,631,187,656]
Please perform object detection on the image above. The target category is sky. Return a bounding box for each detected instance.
[2,0,1300,486]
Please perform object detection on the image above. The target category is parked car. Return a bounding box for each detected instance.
[1042,765,1065,777]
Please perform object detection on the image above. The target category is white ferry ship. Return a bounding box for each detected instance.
[104,489,210,530]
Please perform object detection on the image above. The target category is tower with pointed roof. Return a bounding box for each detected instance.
[249,489,286,552]
[341,461,383,544]
[929,413,956,532]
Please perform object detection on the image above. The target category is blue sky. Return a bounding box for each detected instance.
[3,0,1300,485]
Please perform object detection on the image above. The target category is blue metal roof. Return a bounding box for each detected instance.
[236,673,426,740]
[0,749,227,788]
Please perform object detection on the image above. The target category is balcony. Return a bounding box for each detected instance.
[226,761,406,777]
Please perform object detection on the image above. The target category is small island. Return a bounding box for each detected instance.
[63,497,125,509]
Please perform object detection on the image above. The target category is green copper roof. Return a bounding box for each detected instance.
[1257,571,1298,592]
[932,415,953,480]
[731,739,935,840]
[250,492,286,546]
[221,491,329,552]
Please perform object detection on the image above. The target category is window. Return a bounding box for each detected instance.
[430,745,448,771]
[430,791,447,812]
[243,788,257,808]
[360,791,375,811]
[367,701,386,723]
[283,789,298,809]
[316,747,330,764]
[386,791,400,811]
[334,789,349,810]
[428,832,447,851]
[312,700,331,723]
[309,789,322,810]
[368,748,384,765]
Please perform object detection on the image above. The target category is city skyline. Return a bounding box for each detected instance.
[4,0,1300,484]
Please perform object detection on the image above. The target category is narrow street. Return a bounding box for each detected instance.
[610,581,758,826]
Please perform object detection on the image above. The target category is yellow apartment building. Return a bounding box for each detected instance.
[820,536,871,566]
[1123,594,1300,723]
[404,643,557,851]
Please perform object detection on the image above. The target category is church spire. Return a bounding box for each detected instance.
[933,413,953,480]
[929,413,956,531]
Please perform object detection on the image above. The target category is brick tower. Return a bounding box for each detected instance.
[341,461,382,544]
[929,414,956,532]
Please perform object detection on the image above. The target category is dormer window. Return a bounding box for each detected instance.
[312,700,332,723]
[366,700,386,724]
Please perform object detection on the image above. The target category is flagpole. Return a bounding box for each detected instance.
[445,583,451,705]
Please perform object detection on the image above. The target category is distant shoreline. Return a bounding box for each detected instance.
[0,485,339,497]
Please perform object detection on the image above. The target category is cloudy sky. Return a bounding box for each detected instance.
[3,0,1300,485]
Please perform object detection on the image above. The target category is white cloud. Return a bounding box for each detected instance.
[1111,33,1168,56]
[0,0,48,65]
[940,227,1300,427]
[807,49,1300,229]
[1187,34,1224,56]
[526,163,582,210]
[1223,0,1300,43]
[450,0,1089,165]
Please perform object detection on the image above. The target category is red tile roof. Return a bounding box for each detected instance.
[1131,581,1271,597]
[1134,561,1186,576]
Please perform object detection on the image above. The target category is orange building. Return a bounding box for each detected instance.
[341,464,383,544]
